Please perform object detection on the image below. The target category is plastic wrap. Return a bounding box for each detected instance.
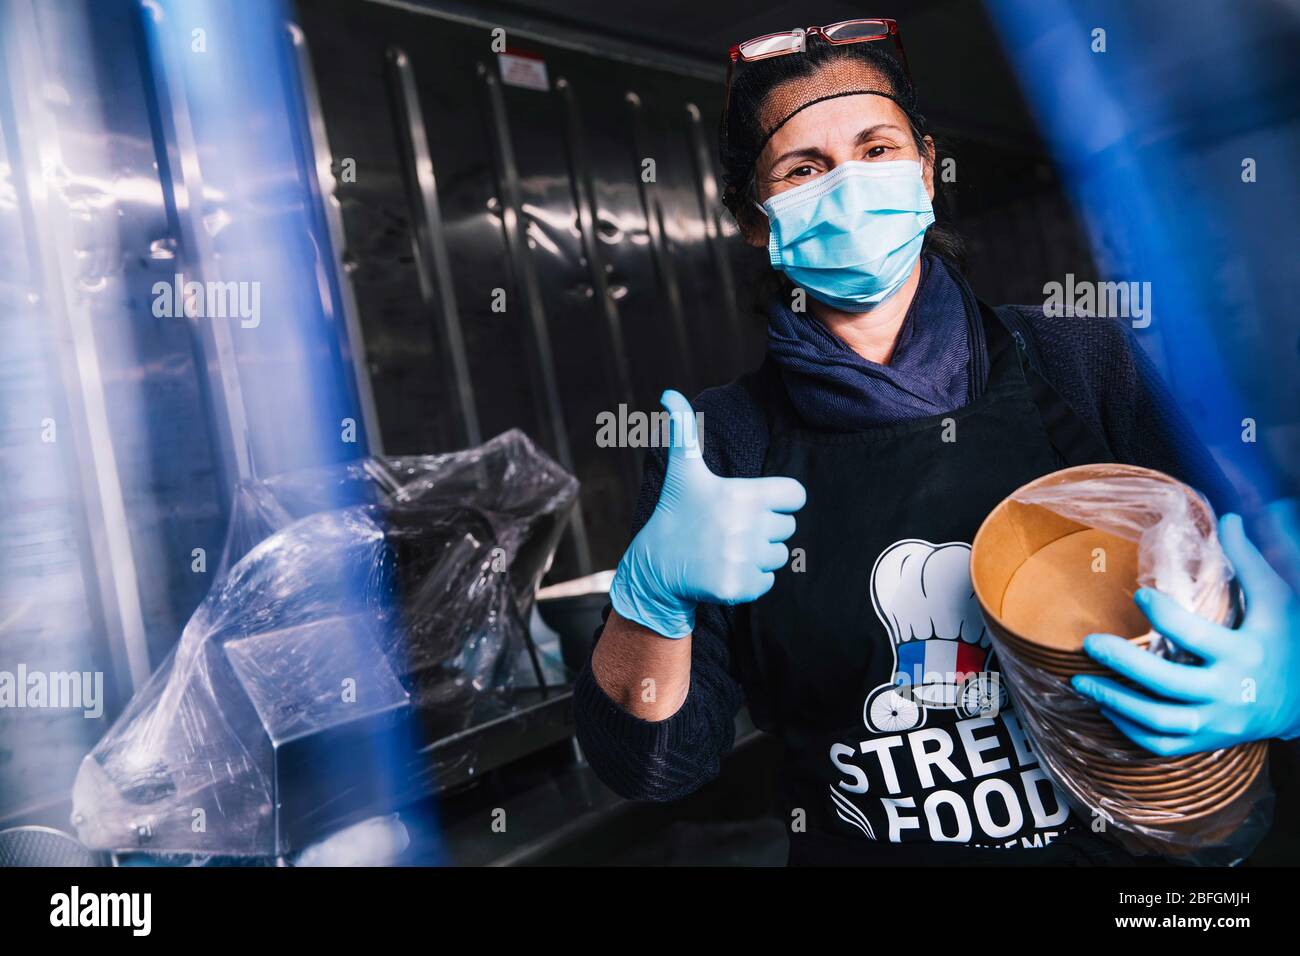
[978,465,1272,864]
[71,430,577,857]
[1011,473,1232,641]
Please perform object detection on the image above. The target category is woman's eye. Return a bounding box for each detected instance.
[866,145,890,159]
[786,164,818,180]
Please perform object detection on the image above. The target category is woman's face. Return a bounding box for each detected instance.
[745,92,935,249]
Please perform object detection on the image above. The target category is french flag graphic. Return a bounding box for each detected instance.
[896,637,989,689]
[870,539,992,708]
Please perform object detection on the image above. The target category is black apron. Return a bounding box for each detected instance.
[741,301,1133,865]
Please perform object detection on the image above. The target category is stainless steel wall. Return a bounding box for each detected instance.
[295,0,774,581]
[0,0,227,824]
[0,0,380,825]
[294,0,1098,580]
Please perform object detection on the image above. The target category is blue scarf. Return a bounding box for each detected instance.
[766,255,986,430]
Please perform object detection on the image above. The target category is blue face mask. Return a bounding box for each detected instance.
[760,160,935,312]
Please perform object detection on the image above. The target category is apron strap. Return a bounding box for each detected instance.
[978,300,1114,467]
[745,355,799,438]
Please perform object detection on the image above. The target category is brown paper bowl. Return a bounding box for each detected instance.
[971,463,1227,655]
[1048,728,1215,772]
[1109,744,1267,824]
[969,464,1267,840]
[990,636,1118,676]
[1053,742,1246,795]
[1049,743,1266,835]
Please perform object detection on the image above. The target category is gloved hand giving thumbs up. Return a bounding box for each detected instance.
[609,390,807,639]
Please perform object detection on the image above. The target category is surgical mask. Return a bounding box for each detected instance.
[759,160,935,312]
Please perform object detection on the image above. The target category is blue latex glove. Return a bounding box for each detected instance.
[1073,503,1300,755]
[609,389,807,638]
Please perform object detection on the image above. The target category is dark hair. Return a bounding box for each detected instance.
[719,38,964,267]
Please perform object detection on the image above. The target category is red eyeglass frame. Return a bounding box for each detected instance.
[723,18,911,114]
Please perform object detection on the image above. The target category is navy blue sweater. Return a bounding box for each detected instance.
[573,303,1235,803]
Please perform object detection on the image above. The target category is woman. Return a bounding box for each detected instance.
[573,21,1300,865]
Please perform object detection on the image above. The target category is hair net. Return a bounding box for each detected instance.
[720,38,921,216]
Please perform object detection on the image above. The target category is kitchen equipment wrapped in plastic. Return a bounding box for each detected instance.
[71,430,577,857]
[971,463,1272,864]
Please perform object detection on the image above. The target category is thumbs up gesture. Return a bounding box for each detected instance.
[608,390,807,638]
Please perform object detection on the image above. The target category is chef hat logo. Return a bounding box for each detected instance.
[870,539,990,706]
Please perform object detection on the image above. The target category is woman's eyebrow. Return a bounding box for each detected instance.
[768,123,908,170]
[854,123,906,145]
[767,145,832,170]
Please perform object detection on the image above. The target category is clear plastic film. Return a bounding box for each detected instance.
[1012,471,1232,633]
[71,430,577,857]
[980,465,1273,864]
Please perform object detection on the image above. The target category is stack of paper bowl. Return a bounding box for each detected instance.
[970,463,1268,853]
